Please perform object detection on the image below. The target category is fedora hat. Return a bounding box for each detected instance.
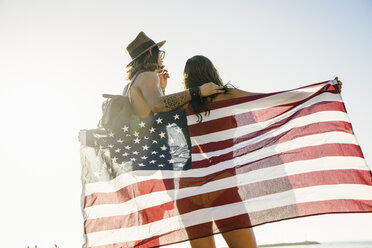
[126,31,166,67]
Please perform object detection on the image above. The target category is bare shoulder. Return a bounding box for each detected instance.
[227,88,258,98]
[213,88,257,101]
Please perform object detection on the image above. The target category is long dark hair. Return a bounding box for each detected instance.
[183,55,232,122]
[126,46,164,80]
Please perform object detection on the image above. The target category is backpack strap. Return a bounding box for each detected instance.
[123,71,143,103]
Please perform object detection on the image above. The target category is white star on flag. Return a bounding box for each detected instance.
[156,118,163,124]
[159,131,166,138]
[122,125,129,132]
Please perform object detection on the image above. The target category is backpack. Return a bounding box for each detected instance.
[97,73,141,129]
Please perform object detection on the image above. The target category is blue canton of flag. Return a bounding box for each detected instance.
[88,110,191,171]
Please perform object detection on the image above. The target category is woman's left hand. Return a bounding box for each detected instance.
[334,76,343,92]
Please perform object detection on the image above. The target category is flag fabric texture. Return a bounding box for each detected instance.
[79,80,372,248]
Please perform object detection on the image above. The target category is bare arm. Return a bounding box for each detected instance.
[227,88,263,98]
[138,72,225,113]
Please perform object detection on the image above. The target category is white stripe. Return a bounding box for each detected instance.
[187,81,337,125]
[84,156,368,219]
[86,183,372,246]
[190,92,344,146]
[191,110,348,159]
[83,131,360,196]
[192,129,356,161]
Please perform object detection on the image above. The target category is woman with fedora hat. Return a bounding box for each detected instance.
[125,32,225,119]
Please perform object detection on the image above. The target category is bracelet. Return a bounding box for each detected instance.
[189,87,200,102]
[197,86,202,99]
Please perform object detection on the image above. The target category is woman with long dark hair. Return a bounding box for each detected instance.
[181,55,262,122]
[176,55,259,248]
[177,55,342,248]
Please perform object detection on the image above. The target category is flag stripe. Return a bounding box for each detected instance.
[85,184,372,246]
[189,92,344,146]
[85,169,371,233]
[84,143,363,208]
[188,95,343,137]
[84,156,368,220]
[191,117,350,155]
[191,131,357,167]
[83,140,363,199]
[87,197,370,248]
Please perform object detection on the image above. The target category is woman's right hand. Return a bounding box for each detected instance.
[158,69,169,92]
[199,82,225,97]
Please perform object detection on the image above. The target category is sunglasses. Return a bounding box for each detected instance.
[159,50,165,59]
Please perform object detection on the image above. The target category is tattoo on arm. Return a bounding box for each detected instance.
[162,91,190,111]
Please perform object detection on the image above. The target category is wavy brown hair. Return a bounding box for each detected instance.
[126,46,164,80]
[183,55,233,122]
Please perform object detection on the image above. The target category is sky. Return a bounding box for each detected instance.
[0,0,371,247]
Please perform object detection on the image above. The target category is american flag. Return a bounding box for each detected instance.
[79,79,372,248]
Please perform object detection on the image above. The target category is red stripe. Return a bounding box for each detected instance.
[88,228,183,248]
[84,178,176,208]
[84,143,363,208]
[191,102,347,153]
[84,169,371,233]
[191,121,352,168]
[87,197,372,248]
[297,199,372,216]
[288,169,372,188]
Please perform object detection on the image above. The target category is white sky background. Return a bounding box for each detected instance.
[0,0,371,247]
